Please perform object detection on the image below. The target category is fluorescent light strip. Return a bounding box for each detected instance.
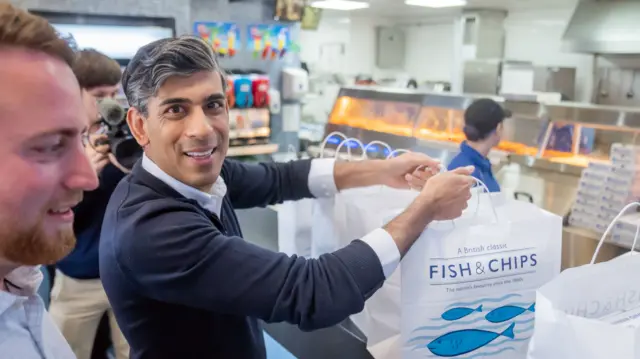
[311,0,370,11]
[404,0,467,8]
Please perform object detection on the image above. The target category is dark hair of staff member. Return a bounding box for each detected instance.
[98,35,476,359]
[447,98,510,193]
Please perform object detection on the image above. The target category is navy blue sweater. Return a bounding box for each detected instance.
[58,164,126,279]
[99,159,386,359]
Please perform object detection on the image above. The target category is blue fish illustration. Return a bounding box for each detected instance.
[485,303,535,323]
[427,322,516,357]
[441,305,483,321]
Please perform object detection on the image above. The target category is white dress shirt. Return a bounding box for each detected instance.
[0,266,75,359]
[141,155,401,278]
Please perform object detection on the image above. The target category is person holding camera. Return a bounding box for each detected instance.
[49,49,130,359]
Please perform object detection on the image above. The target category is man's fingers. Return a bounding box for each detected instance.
[405,173,426,190]
[411,168,432,181]
[404,152,441,169]
[92,144,110,154]
[90,151,109,164]
[89,133,108,143]
[450,165,475,176]
[95,158,109,171]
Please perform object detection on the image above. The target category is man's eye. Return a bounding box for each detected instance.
[167,105,186,114]
[32,139,65,154]
[207,101,224,110]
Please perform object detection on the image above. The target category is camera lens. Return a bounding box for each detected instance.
[98,98,126,127]
[112,137,143,169]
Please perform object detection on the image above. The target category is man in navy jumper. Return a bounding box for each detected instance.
[99,36,475,359]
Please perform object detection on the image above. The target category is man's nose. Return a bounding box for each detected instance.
[64,141,99,192]
[186,109,214,138]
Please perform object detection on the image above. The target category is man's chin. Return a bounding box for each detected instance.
[2,228,76,266]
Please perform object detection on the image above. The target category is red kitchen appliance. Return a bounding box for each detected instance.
[252,76,270,108]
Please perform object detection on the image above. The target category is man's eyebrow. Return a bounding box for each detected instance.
[206,93,226,101]
[28,128,80,140]
[159,98,193,106]
[159,94,225,106]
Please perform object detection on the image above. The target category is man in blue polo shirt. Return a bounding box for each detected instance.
[448,98,510,192]
[99,36,475,359]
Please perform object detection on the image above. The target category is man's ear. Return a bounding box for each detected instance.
[127,107,150,147]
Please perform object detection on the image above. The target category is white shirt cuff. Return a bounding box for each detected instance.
[308,158,338,198]
[361,228,401,279]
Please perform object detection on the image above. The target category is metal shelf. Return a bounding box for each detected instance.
[227,143,279,157]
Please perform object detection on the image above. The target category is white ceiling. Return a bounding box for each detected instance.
[320,0,577,20]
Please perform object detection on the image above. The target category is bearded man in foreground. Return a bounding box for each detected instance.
[0,3,99,358]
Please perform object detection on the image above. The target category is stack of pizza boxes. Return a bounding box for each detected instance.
[570,144,640,247]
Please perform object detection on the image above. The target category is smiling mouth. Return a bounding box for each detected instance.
[184,147,217,158]
[48,208,72,215]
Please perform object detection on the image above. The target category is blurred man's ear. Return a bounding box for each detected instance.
[127,107,149,148]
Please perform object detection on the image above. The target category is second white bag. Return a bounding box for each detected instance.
[333,185,419,351]
[277,199,314,257]
[527,202,640,359]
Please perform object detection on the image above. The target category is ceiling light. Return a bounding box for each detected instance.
[404,0,467,8]
[311,0,370,11]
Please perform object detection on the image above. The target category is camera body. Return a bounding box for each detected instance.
[95,98,143,170]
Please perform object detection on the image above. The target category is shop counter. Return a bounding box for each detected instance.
[235,206,374,359]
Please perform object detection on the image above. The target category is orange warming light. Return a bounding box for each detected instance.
[328,96,593,163]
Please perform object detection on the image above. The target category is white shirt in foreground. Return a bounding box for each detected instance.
[141,155,401,278]
[0,266,75,359]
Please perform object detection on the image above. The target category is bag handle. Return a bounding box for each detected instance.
[449,178,498,227]
[591,202,640,265]
[333,137,366,161]
[363,140,393,160]
[471,178,498,222]
[386,148,411,159]
[319,131,348,159]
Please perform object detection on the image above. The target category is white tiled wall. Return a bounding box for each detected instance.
[298,15,395,77]
[503,4,594,102]
[299,2,597,102]
[403,20,456,83]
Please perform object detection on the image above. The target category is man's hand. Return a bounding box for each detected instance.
[383,166,475,257]
[333,152,441,191]
[382,152,441,190]
[418,166,476,220]
[86,133,110,175]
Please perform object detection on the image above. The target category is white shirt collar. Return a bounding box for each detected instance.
[141,154,227,216]
[4,266,43,296]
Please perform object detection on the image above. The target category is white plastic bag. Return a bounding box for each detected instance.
[276,134,347,258]
[331,147,419,357]
[277,198,314,257]
[401,191,562,359]
[310,134,367,258]
[276,146,314,257]
[527,202,640,359]
[334,185,418,347]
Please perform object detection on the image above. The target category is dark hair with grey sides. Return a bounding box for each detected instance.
[122,35,226,116]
